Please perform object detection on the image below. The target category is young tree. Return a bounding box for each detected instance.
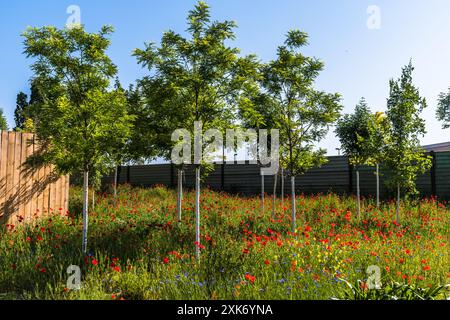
[23,25,134,254]
[0,108,8,131]
[14,92,29,131]
[134,1,258,259]
[261,30,342,233]
[384,62,431,224]
[436,88,450,128]
[336,98,373,218]
[364,111,391,208]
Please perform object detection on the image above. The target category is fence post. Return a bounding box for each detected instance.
[430,151,437,197]
[126,166,131,185]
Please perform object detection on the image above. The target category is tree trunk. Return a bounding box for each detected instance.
[177,169,183,223]
[376,163,380,208]
[261,173,265,215]
[82,171,89,254]
[195,167,201,261]
[291,176,296,234]
[281,167,285,207]
[396,183,401,224]
[272,169,278,219]
[357,170,361,219]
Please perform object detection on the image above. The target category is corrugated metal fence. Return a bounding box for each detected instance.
[101,151,450,199]
[0,131,70,226]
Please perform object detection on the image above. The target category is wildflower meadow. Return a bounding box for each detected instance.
[1,185,448,300]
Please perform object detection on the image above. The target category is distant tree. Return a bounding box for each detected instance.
[336,98,373,218]
[238,82,280,217]
[384,62,432,224]
[23,25,134,254]
[261,30,342,233]
[14,92,29,131]
[436,88,450,129]
[134,1,258,259]
[0,108,8,130]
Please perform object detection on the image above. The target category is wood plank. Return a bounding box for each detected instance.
[48,165,56,216]
[9,132,22,226]
[24,133,34,222]
[42,165,50,216]
[0,131,5,222]
[5,132,16,225]
[30,135,38,220]
[65,175,70,214]
[56,175,62,214]
[18,132,27,224]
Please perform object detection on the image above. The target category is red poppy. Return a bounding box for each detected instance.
[91,259,98,266]
[163,257,169,264]
[39,268,47,273]
[264,260,270,265]
[245,274,255,284]
[422,265,431,271]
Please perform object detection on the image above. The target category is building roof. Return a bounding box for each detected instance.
[422,142,450,152]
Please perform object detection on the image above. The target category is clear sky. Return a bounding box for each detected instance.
[1,0,450,155]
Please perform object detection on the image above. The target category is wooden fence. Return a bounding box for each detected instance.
[0,131,70,226]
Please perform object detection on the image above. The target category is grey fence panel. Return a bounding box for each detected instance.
[436,152,450,199]
[93,151,450,199]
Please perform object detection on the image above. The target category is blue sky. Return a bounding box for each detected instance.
[1,0,450,155]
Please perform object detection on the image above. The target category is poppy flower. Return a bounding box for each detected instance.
[422,265,431,271]
[264,260,270,265]
[91,259,98,266]
[163,257,169,264]
[245,274,255,284]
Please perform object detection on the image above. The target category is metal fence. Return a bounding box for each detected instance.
[100,151,450,200]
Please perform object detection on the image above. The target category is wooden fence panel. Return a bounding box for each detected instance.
[0,131,70,226]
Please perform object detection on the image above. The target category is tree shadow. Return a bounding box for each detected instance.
[1,137,60,225]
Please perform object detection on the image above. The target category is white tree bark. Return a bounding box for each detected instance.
[291,176,296,234]
[195,167,201,260]
[177,169,183,223]
[82,171,89,254]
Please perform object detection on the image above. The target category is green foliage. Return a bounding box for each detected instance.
[0,108,8,131]
[336,98,374,167]
[259,30,342,176]
[14,92,29,131]
[133,1,259,164]
[383,62,432,194]
[22,25,134,176]
[436,87,450,129]
[334,279,448,300]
